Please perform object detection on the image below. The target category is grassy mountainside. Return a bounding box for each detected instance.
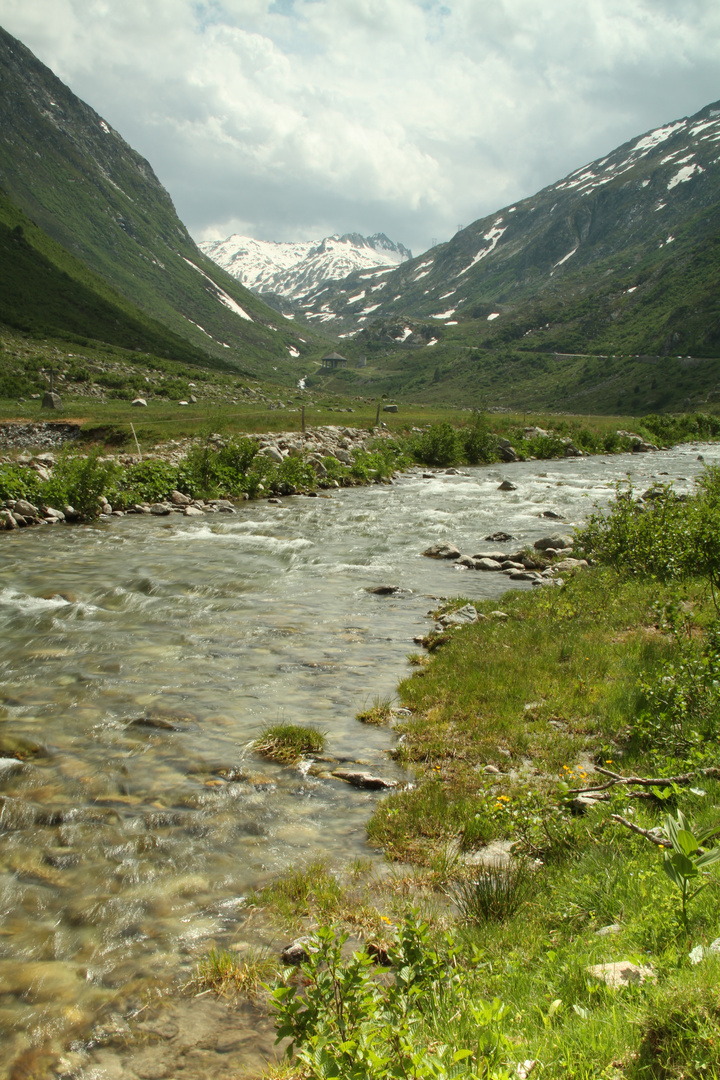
[298,101,720,405]
[0,26,324,371]
[0,189,229,367]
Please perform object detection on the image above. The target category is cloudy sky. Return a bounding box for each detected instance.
[1,0,719,255]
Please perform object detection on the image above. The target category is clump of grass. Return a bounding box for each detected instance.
[195,946,277,997]
[252,859,344,925]
[252,723,325,764]
[447,860,531,923]
[356,695,394,725]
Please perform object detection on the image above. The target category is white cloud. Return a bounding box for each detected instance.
[1,0,719,253]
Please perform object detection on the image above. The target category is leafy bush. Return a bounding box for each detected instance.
[462,414,498,465]
[412,423,462,467]
[0,464,42,501]
[114,459,180,507]
[271,914,512,1080]
[42,451,120,518]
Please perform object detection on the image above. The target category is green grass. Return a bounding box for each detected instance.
[252,723,326,765]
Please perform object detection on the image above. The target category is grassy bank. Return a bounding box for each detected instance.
[195,471,720,1080]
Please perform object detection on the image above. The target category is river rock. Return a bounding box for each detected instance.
[508,570,541,581]
[553,558,588,571]
[184,505,204,516]
[335,448,352,464]
[541,510,562,519]
[14,498,38,518]
[564,444,582,457]
[367,585,402,595]
[0,734,48,758]
[534,534,573,551]
[423,543,461,559]
[260,445,284,464]
[472,550,507,561]
[498,440,518,462]
[485,531,514,542]
[474,558,503,571]
[439,603,478,627]
[586,961,655,988]
[331,769,398,790]
[170,490,190,506]
[498,480,517,491]
[310,457,328,478]
[281,938,312,965]
[150,503,171,515]
[0,510,17,529]
[42,506,65,521]
[455,555,477,569]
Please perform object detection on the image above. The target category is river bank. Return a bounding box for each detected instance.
[1,443,719,1079]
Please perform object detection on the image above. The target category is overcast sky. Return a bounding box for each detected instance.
[1,0,719,255]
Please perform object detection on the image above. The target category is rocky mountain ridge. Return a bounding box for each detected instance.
[199,231,411,306]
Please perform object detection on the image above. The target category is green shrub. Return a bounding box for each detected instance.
[42,451,120,518]
[412,422,462,467]
[115,459,180,507]
[462,414,498,465]
[0,464,42,501]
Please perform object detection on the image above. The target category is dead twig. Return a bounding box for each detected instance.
[568,765,720,795]
[611,815,669,848]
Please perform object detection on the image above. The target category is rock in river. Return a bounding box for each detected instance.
[332,769,398,790]
[422,543,461,560]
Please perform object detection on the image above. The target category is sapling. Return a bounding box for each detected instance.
[660,809,720,930]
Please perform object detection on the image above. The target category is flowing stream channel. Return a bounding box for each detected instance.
[0,443,717,1072]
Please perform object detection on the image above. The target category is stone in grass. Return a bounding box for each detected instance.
[586,962,655,988]
[423,543,461,560]
[596,924,622,937]
[689,937,720,964]
[439,603,478,627]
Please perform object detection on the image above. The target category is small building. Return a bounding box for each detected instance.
[321,352,348,370]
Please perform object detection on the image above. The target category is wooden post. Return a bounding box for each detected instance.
[375,402,380,426]
[302,405,305,434]
[130,422,142,461]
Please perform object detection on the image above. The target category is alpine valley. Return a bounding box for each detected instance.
[0,19,719,413]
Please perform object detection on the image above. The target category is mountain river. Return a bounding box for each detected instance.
[0,443,717,1074]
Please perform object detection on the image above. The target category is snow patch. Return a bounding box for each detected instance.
[287,346,300,358]
[632,121,686,155]
[487,312,500,321]
[431,309,456,319]
[666,235,675,244]
[394,327,413,342]
[182,258,253,321]
[360,303,381,314]
[414,269,431,281]
[338,331,359,338]
[426,338,438,347]
[347,290,366,303]
[100,120,111,134]
[457,224,506,276]
[283,313,295,320]
[553,246,578,268]
[655,202,666,211]
[627,286,638,293]
[667,163,704,189]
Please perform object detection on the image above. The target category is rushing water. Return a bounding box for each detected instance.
[0,443,717,1069]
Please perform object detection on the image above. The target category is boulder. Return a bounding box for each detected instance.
[455,555,477,569]
[0,510,17,530]
[534,534,574,551]
[14,499,38,518]
[474,558,503,571]
[564,444,582,457]
[131,398,148,407]
[485,531,515,542]
[498,480,517,491]
[42,507,65,521]
[42,391,62,410]
[367,585,402,595]
[184,505,205,516]
[170,490,190,506]
[586,962,655,988]
[422,543,461,560]
[281,939,312,965]
[259,445,284,464]
[334,448,352,464]
[553,558,588,571]
[383,404,399,413]
[149,503,171,516]
[472,550,507,562]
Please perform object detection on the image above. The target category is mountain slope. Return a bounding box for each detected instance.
[301,101,720,358]
[0,25,318,369]
[199,231,411,304]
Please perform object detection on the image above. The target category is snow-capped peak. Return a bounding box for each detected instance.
[199,231,411,302]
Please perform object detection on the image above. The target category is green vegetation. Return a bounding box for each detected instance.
[223,468,720,1080]
[252,724,326,765]
[195,947,277,998]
